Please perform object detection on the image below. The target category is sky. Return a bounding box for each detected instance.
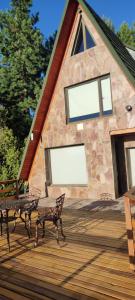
[0,0,135,38]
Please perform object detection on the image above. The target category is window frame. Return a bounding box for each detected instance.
[64,74,113,123]
[71,17,96,56]
[45,144,88,186]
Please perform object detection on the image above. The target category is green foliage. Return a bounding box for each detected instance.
[0,0,55,180]
[0,106,8,127]
[103,17,135,48]
[117,22,135,48]
[0,127,20,180]
[103,17,115,32]
[0,0,55,143]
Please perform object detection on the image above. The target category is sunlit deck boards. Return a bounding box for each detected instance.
[0,207,135,300]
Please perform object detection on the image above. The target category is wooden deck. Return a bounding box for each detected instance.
[0,205,135,300]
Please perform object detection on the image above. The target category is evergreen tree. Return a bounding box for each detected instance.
[0,0,55,144]
[117,22,135,48]
[103,17,115,32]
[103,17,135,48]
[0,127,20,180]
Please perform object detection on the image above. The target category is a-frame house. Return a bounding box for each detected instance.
[19,0,135,200]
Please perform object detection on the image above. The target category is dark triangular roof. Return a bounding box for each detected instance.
[19,0,135,180]
[83,0,135,79]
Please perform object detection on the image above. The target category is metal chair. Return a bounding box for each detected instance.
[35,193,65,246]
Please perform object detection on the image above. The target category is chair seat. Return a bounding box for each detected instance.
[17,199,39,215]
[38,214,57,223]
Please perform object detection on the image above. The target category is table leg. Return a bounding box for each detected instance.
[12,211,17,233]
[6,210,10,252]
[19,211,30,239]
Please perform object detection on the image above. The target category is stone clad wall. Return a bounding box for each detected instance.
[29,6,135,200]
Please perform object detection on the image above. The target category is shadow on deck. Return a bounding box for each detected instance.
[0,199,135,300]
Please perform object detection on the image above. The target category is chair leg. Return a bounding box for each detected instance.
[24,213,27,230]
[28,213,32,237]
[42,221,45,238]
[6,210,10,252]
[35,221,39,247]
[60,218,66,240]
[54,220,59,244]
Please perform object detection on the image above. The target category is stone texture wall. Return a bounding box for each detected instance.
[29,5,135,200]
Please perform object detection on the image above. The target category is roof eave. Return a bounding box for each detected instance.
[18,0,78,180]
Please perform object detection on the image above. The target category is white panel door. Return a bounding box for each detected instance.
[101,77,112,113]
[68,81,99,118]
[50,145,88,185]
[128,148,135,187]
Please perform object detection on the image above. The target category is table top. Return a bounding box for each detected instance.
[0,196,56,211]
[38,197,56,208]
[0,198,31,210]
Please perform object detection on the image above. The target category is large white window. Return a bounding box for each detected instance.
[68,81,99,119]
[46,145,88,185]
[65,75,112,122]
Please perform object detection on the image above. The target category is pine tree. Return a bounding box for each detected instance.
[103,17,135,48]
[117,22,135,48]
[0,127,20,180]
[102,17,115,32]
[0,0,55,144]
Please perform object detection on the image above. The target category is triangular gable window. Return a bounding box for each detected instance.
[73,23,84,54]
[85,26,95,49]
[72,18,95,56]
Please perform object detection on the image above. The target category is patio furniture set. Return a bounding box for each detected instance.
[1,179,135,272]
[0,179,65,251]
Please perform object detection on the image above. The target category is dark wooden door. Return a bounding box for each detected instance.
[114,136,128,196]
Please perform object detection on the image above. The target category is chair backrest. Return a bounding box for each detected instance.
[26,199,39,213]
[55,193,65,218]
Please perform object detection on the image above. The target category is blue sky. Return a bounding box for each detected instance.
[0,0,135,38]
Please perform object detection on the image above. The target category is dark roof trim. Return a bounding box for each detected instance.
[126,44,135,52]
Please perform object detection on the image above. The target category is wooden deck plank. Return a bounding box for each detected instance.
[0,208,135,300]
[2,257,135,298]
